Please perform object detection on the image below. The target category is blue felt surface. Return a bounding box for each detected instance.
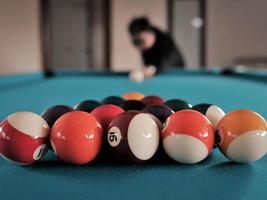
[0,70,267,200]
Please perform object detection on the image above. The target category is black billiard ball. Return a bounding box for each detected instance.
[101,96,125,106]
[142,104,174,124]
[163,99,191,112]
[41,105,74,151]
[120,100,145,111]
[192,103,225,127]
[107,111,160,163]
[41,105,74,128]
[74,100,100,113]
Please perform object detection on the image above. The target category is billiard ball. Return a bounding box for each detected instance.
[101,96,125,106]
[107,111,160,163]
[122,92,145,100]
[0,112,50,165]
[74,100,101,113]
[142,104,174,124]
[141,95,165,106]
[91,104,124,131]
[129,68,145,83]
[216,109,267,163]
[120,100,146,111]
[164,99,192,112]
[162,110,214,164]
[50,111,103,164]
[42,105,74,128]
[192,103,225,127]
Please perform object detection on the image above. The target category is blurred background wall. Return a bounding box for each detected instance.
[0,0,267,74]
[0,0,42,75]
[207,0,267,67]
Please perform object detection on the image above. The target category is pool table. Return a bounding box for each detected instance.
[0,69,267,200]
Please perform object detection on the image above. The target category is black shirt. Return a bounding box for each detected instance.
[142,28,184,72]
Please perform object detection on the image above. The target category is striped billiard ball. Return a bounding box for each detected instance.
[0,112,50,165]
[192,103,225,127]
[162,110,214,164]
[107,111,160,163]
[217,109,267,163]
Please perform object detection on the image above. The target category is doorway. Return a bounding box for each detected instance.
[40,0,110,75]
[168,0,206,67]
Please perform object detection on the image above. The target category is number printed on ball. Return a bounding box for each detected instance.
[108,126,122,147]
[33,144,48,160]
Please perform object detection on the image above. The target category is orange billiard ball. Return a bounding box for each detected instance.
[122,92,145,101]
[50,111,103,165]
[216,109,267,163]
[162,110,214,164]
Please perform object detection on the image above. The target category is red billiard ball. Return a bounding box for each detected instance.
[107,111,160,163]
[91,104,124,131]
[162,110,214,164]
[0,112,50,165]
[217,109,267,163]
[141,95,164,106]
[42,105,74,128]
[50,111,103,164]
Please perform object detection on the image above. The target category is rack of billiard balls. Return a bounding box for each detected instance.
[0,92,266,165]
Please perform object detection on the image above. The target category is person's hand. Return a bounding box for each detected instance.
[143,65,156,79]
[129,66,157,82]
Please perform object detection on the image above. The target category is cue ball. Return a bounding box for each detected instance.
[216,109,267,163]
[122,92,145,100]
[192,103,225,127]
[41,105,74,128]
[162,110,214,164]
[164,99,192,112]
[0,112,50,165]
[141,95,165,106]
[50,111,103,164]
[74,100,101,113]
[120,100,146,111]
[129,68,145,83]
[101,96,125,106]
[91,104,124,131]
[142,104,174,124]
[107,111,160,163]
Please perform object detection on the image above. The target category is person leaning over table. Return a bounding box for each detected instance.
[128,17,185,79]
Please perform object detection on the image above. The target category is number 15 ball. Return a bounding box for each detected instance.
[107,111,160,163]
